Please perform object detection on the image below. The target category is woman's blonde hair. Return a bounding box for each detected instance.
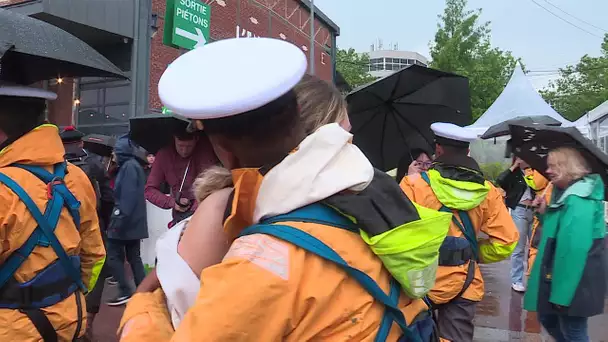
[192,74,349,203]
[192,165,233,203]
[548,147,591,183]
[295,74,348,134]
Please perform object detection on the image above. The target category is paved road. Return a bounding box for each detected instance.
[94,261,608,342]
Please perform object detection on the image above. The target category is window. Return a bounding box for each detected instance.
[400,58,407,64]
[105,86,131,104]
[77,80,131,126]
[79,124,129,137]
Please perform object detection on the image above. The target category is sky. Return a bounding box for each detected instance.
[313,0,607,90]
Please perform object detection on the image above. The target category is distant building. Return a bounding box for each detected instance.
[364,42,428,78]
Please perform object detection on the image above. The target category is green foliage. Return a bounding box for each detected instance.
[430,0,518,122]
[541,34,608,121]
[336,48,377,90]
[480,162,508,182]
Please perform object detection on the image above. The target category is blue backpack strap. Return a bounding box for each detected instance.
[14,163,81,228]
[240,224,422,342]
[420,172,479,260]
[0,166,86,293]
[261,203,358,233]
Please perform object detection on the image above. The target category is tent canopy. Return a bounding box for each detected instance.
[467,62,569,134]
[587,100,608,123]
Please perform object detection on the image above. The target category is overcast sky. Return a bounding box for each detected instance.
[314,0,607,89]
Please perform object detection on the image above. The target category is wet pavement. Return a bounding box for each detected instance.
[93,260,608,342]
[473,261,608,342]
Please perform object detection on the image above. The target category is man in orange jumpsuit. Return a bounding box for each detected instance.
[401,123,519,342]
[117,38,450,341]
[0,84,105,340]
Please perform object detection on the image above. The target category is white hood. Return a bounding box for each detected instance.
[253,123,375,223]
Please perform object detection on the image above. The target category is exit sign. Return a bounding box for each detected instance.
[163,0,211,50]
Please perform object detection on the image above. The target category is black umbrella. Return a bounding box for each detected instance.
[346,65,471,171]
[129,114,191,154]
[83,134,117,158]
[0,8,124,83]
[509,124,608,199]
[480,115,563,140]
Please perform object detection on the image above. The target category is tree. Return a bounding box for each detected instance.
[541,35,608,121]
[336,48,377,90]
[430,0,518,122]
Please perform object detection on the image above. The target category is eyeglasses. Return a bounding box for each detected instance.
[417,161,433,168]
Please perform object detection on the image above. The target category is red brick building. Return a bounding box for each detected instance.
[2,0,340,134]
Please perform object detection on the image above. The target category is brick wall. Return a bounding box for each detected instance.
[149,0,336,111]
[3,0,338,119]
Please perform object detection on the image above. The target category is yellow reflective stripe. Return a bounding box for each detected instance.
[427,169,490,210]
[523,174,538,190]
[88,256,105,292]
[479,240,517,264]
[0,124,58,155]
[34,123,58,131]
[360,203,451,298]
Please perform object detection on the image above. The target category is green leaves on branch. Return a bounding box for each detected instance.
[430,0,518,123]
[336,48,377,90]
[541,35,608,121]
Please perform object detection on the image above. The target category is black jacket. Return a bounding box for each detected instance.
[496,167,530,209]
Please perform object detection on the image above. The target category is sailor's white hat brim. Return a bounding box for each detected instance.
[0,83,57,100]
[431,122,477,143]
[159,38,307,120]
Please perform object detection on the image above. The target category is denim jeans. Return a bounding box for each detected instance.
[510,205,534,284]
[107,239,146,297]
[539,313,589,342]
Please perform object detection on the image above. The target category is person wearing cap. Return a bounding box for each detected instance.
[144,128,218,228]
[117,38,450,341]
[400,122,519,342]
[0,84,105,340]
[496,155,549,293]
[59,125,116,338]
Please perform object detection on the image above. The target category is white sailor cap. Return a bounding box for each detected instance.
[431,122,477,147]
[0,82,57,100]
[158,38,307,120]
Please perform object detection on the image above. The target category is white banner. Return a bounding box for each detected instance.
[142,201,172,268]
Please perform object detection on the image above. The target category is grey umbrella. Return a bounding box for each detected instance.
[0,8,124,83]
[509,123,608,200]
[480,115,562,140]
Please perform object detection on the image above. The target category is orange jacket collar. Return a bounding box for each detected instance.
[0,124,65,168]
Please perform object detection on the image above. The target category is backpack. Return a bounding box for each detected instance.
[0,162,87,342]
[239,203,438,342]
[419,172,478,307]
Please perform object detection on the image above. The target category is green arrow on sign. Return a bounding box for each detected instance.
[175,27,206,48]
[170,0,211,50]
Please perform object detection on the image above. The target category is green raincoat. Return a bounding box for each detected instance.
[524,174,607,317]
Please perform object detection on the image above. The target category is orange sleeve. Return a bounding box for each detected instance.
[120,234,297,342]
[477,185,519,263]
[533,170,549,192]
[399,174,420,199]
[119,289,174,341]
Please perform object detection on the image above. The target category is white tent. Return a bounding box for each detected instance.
[467,62,570,135]
[587,99,608,123]
[565,112,592,138]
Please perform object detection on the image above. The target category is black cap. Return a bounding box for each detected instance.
[60,126,85,143]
